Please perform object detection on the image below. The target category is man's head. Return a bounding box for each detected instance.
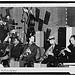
[29,36,35,44]
[13,38,19,45]
[48,36,55,45]
[69,35,75,45]
[6,15,10,20]
[10,29,18,38]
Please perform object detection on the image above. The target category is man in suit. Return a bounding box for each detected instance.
[11,38,23,61]
[41,36,60,67]
[20,36,39,67]
[60,35,75,62]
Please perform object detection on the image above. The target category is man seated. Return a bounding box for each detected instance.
[41,36,60,67]
[20,36,39,67]
[1,37,23,67]
[11,38,23,61]
[0,40,5,57]
[0,42,10,67]
[60,35,75,62]
[0,46,10,67]
[2,30,23,67]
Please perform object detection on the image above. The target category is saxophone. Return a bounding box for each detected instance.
[40,45,54,63]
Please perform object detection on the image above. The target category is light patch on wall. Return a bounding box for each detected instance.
[42,24,48,32]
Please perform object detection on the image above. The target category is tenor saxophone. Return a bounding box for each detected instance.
[40,46,52,63]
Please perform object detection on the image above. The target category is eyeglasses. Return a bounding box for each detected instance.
[48,38,55,40]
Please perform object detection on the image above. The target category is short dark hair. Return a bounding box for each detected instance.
[69,35,75,43]
[5,15,10,18]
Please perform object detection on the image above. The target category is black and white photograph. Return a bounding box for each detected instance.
[0,3,75,73]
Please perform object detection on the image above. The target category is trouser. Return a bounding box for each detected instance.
[22,57,35,67]
[42,55,54,63]
[24,61,34,67]
[58,54,69,63]
[2,59,9,67]
[42,55,58,67]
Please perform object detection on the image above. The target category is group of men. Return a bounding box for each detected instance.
[0,29,75,67]
[0,30,41,67]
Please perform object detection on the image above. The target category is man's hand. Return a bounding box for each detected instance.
[0,55,8,61]
[20,54,23,60]
[49,53,54,56]
[46,52,54,56]
[60,50,65,56]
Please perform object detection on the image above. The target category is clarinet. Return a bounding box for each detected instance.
[39,54,48,63]
[40,46,53,63]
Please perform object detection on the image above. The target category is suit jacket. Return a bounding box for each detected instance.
[53,44,60,59]
[68,44,75,62]
[11,43,23,60]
